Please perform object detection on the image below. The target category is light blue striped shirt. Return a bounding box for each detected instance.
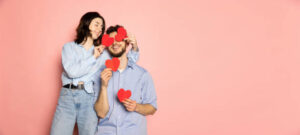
[61,41,139,93]
[94,60,157,135]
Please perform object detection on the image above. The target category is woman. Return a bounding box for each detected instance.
[50,12,139,135]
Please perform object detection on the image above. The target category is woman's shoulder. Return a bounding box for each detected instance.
[63,41,80,49]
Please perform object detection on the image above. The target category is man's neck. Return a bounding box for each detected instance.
[81,37,94,50]
[118,53,128,70]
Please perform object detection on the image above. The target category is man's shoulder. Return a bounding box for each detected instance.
[131,63,151,76]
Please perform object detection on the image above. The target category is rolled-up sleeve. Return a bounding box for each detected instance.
[127,49,139,63]
[141,71,157,109]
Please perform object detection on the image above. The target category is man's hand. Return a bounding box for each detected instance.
[122,99,137,112]
[122,99,157,115]
[125,34,138,51]
[94,45,105,58]
[101,68,112,88]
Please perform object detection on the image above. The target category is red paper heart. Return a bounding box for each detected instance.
[115,27,128,42]
[115,34,125,42]
[118,27,127,36]
[105,57,120,71]
[117,88,131,102]
[102,34,114,47]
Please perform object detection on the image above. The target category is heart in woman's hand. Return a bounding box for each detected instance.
[102,34,114,47]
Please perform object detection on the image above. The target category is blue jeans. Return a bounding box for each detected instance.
[50,87,98,135]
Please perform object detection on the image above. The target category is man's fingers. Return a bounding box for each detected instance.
[123,100,130,106]
[126,107,134,111]
[101,69,113,76]
[101,72,112,80]
[105,68,113,72]
[102,71,112,76]
[101,73,110,80]
[124,99,134,103]
[104,68,112,71]
[123,103,129,107]
[101,75,109,81]
[124,99,130,102]
[101,71,109,76]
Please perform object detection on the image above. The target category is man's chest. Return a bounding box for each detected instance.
[107,72,144,103]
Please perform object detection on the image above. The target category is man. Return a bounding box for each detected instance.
[94,25,157,135]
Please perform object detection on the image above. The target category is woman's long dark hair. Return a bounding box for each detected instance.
[74,12,105,46]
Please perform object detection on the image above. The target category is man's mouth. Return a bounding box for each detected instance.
[112,45,120,51]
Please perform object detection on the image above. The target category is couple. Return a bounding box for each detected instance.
[50,12,157,135]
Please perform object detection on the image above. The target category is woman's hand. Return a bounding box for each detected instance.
[94,45,105,58]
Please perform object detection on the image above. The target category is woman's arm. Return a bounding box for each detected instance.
[62,44,102,78]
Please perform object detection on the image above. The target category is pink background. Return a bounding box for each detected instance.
[1,0,300,135]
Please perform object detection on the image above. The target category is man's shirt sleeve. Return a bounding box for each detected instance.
[141,71,157,109]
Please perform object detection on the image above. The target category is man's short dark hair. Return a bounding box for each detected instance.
[106,25,123,35]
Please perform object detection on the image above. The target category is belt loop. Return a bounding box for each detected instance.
[69,83,72,89]
[63,88,67,95]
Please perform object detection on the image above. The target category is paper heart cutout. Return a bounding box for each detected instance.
[117,88,131,102]
[115,34,125,42]
[102,34,114,47]
[105,57,120,72]
[118,27,127,36]
[115,27,128,42]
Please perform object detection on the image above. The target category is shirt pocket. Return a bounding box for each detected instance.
[129,84,143,104]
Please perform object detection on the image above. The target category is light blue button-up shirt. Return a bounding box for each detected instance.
[94,60,157,135]
[61,42,139,93]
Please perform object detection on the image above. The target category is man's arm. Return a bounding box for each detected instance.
[136,103,156,115]
[122,72,157,116]
[94,68,112,118]
[122,99,156,116]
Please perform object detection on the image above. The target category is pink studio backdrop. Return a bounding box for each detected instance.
[1,0,300,135]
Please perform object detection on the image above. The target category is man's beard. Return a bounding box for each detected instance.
[108,47,126,57]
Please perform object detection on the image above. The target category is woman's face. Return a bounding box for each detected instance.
[89,17,103,39]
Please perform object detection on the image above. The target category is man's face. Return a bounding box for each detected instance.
[107,31,127,57]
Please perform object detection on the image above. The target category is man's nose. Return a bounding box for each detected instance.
[113,42,120,45]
